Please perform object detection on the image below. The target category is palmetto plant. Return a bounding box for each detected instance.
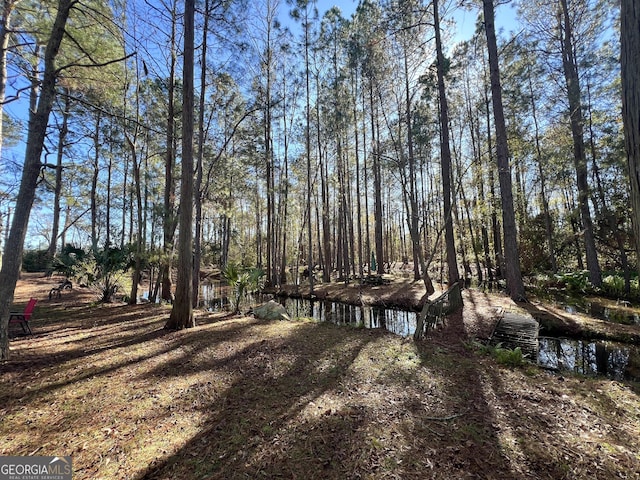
[222,263,265,313]
[72,246,132,303]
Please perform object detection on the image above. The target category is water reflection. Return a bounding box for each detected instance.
[538,337,639,381]
[198,281,638,381]
[200,281,230,311]
[283,298,417,337]
[198,282,417,336]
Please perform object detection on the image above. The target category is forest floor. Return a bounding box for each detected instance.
[2,273,640,479]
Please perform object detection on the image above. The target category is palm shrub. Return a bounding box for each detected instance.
[72,246,132,302]
[555,270,590,291]
[51,244,86,277]
[223,263,265,313]
[602,274,626,297]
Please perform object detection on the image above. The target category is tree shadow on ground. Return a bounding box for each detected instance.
[131,291,532,479]
[3,320,173,402]
[410,294,640,478]
[411,308,524,478]
[132,289,541,479]
[135,322,380,479]
[4,284,639,479]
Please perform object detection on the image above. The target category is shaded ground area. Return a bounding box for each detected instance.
[2,274,639,479]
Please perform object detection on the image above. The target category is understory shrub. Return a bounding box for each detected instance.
[554,270,590,292]
[222,263,265,313]
[22,249,49,272]
[71,246,132,302]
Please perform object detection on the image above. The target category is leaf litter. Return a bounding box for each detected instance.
[1,274,639,479]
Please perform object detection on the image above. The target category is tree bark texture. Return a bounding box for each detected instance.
[90,107,101,252]
[48,91,71,260]
[162,0,178,303]
[166,0,195,330]
[482,0,526,301]
[621,0,640,274]
[0,0,18,165]
[433,0,460,286]
[529,71,557,272]
[0,0,76,360]
[559,0,601,287]
[127,134,143,305]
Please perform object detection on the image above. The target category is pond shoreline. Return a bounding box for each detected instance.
[264,278,640,346]
[266,279,430,312]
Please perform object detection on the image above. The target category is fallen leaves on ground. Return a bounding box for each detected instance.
[1,274,639,479]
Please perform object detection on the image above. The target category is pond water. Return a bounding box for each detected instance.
[563,302,640,325]
[199,281,228,310]
[199,282,639,381]
[538,337,639,382]
[199,283,418,337]
[280,297,418,337]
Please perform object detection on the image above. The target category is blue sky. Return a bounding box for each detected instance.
[311,0,520,44]
[1,0,523,251]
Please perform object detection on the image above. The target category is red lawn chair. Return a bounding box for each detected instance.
[9,297,37,335]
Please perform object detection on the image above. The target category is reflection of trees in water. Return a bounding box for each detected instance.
[538,338,635,380]
[266,298,417,337]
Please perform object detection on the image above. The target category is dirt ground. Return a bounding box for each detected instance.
[1,274,639,479]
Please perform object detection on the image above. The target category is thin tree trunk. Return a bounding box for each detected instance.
[48,90,71,261]
[125,19,144,306]
[0,0,19,161]
[362,88,371,275]
[121,152,128,249]
[402,44,425,282]
[255,182,263,269]
[120,70,129,251]
[450,122,473,284]
[464,78,487,283]
[280,142,289,285]
[528,70,557,272]
[559,0,601,286]
[264,0,275,286]
[585,80,629,289]
[126,134,143,305]
[106,120,114,248]
[142,135,149,245]
[318,94,331,282]
[61,204,71,249]
[433,0,460,285]
[485,89,502,277]
[338,139,350,281]
[161,0,178,303]
[562,179,585,270]
[90,108,101,252]
[483,0,526,301]
[304,5,314,296]
[193,0,210,307]
[353,69,364,280]
[346,142,356,279]
[371,85,384,274]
